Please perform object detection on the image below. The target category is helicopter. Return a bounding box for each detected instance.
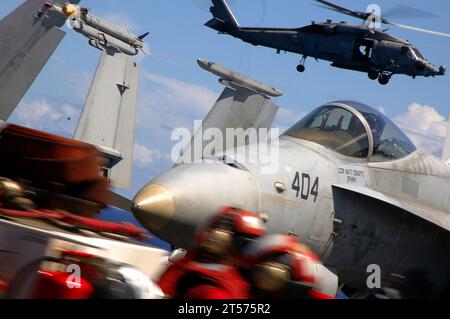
[205,0,448,85]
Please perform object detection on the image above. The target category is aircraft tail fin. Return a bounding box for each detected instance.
[75,49,139,190]
[206,0,240,32]
[178,61,280,164]
[0,0,73,120]
[138,32,150,40]
[443,115,450,165]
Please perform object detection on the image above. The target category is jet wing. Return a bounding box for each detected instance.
[332,183,450,232]
[0,0,81,120]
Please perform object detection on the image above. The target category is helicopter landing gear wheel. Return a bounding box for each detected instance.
[296,64,306,73]
[368,70,379,80]
[297,55,307,73]
[378,73,391,85]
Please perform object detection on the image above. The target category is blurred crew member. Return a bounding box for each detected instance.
[158,207,266,299]
[242,234,338,299]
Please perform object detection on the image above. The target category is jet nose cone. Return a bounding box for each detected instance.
[132,184,175,231]
[130,162,260,248]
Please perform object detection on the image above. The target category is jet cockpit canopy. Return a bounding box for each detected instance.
[284,101,417,162]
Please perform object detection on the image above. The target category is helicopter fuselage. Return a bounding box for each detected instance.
[207,14,446,84]
[241,22,439,75]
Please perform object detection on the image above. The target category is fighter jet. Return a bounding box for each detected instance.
[131,59,450,294]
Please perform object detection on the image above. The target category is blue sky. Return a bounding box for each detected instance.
[1,0,449,201]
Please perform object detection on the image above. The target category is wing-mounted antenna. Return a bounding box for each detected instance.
[177,59,282,164]
[0,0,81,121]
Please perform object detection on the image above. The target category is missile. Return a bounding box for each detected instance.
[87,39,138,56]
[81,11,146,49]
[45,3,147,56]
[197,59,283,97]
[72,20,139,56]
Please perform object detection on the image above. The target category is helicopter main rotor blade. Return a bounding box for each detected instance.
[314,0,366,20]
[313,3,346,16]
[314,0,450,39]
[383,5,439,20]
[385,20,450,39]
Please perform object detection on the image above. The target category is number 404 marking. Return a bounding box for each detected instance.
[292,172,319,202]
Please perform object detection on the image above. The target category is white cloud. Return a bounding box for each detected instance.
[274,107,305,133]
[133,70,219,176]
[141,42,151,56]
[133,143,162,168]
[378,106,386,115]
[394,103,448,156]
[12,99,78,135]
[142,70,218,115]
[395,103,447,137]
[51,69,94,100]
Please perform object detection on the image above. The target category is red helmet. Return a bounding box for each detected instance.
[242,234,337,298]
[195,207,266,256]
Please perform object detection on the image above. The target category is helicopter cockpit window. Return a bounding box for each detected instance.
[401,46,414,59]
[284,105,370,158]
[412,47,425,60]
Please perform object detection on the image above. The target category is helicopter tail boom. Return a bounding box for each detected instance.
[208,0,240,31]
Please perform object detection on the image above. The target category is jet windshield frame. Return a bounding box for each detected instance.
[284,101,417,162]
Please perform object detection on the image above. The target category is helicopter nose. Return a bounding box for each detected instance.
[427,64,440,76]
[415,60,436,76]
[131,162,260,248]
[415,60,427,72]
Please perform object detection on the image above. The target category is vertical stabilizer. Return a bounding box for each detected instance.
[178,60,281,164]
[75,49,139,190]
[0,0,82,120]
[211,0,240,28]
[179,86,279,164]
[206,0,241,32]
